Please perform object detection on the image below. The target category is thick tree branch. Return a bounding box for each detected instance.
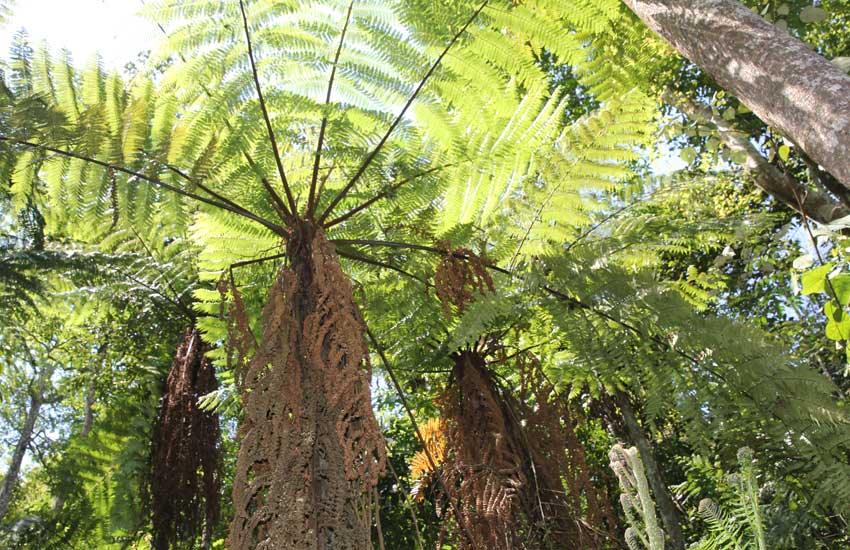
[665,89,850,225]
[624,0,850,188]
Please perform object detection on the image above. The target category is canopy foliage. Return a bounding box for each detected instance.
[1,1,850,549]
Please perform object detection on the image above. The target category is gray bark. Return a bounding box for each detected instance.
[0,384,46,520]
[664,89,850,225]
[617,391,685,550]
[624,0,850,189]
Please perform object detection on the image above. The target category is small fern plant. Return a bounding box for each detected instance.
[690,447,767,550]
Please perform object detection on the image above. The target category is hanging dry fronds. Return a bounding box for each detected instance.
[228,227,386,550]
[218,274,257,387]
[408,418,448,502]
[440,350,530,549]
[513,353,621,548]
[434,245,494,316]
[149,327,221,550]
[420,348,619,549]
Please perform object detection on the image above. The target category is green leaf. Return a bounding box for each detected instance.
[680,147,697,164]
[729,149,749,165]
[830,274,850,305]
[799,6,828,23]
[825,300,850,340]
[778,144,790,162]
[801,263,833,295]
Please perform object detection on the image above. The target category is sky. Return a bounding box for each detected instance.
[1,0,158,69]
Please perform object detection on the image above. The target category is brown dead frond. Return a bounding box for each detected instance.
[149,327,221,550]
[513,353,621,548]
[218,274,257,388]
[441,350,528,549]
[434,245,494,316]
[228,227,385,550]
[425,348,619,549]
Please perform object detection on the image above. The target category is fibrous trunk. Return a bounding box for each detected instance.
[150,327,221,550]
[228,225,385,550]
[441,350,587,549]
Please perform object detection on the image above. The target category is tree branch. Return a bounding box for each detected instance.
[336,249,433,288]
[228,252,288,284]
[158,159,285,234]
[0,136,289,237]
[365,325,476,547]
[128,224,196,321]
[323,163,456,228]
[663,89,850,225]
[330,238,447,255]
[142,0,294,226]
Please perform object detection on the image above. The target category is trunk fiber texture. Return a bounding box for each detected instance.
[228,226,385,550]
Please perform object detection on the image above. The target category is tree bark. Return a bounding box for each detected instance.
[0,383,46,520]
[624,0,850,189]
[616,391,685,550]
[664,89,850,225]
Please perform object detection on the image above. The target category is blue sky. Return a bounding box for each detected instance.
[2,0,157,69]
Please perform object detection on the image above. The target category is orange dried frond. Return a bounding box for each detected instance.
[409,417,447,480]
[409,452,433,481]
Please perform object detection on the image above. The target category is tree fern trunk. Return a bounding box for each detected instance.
[228,224,385,550]
[150,327,221,550]
[624,0,850,188]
